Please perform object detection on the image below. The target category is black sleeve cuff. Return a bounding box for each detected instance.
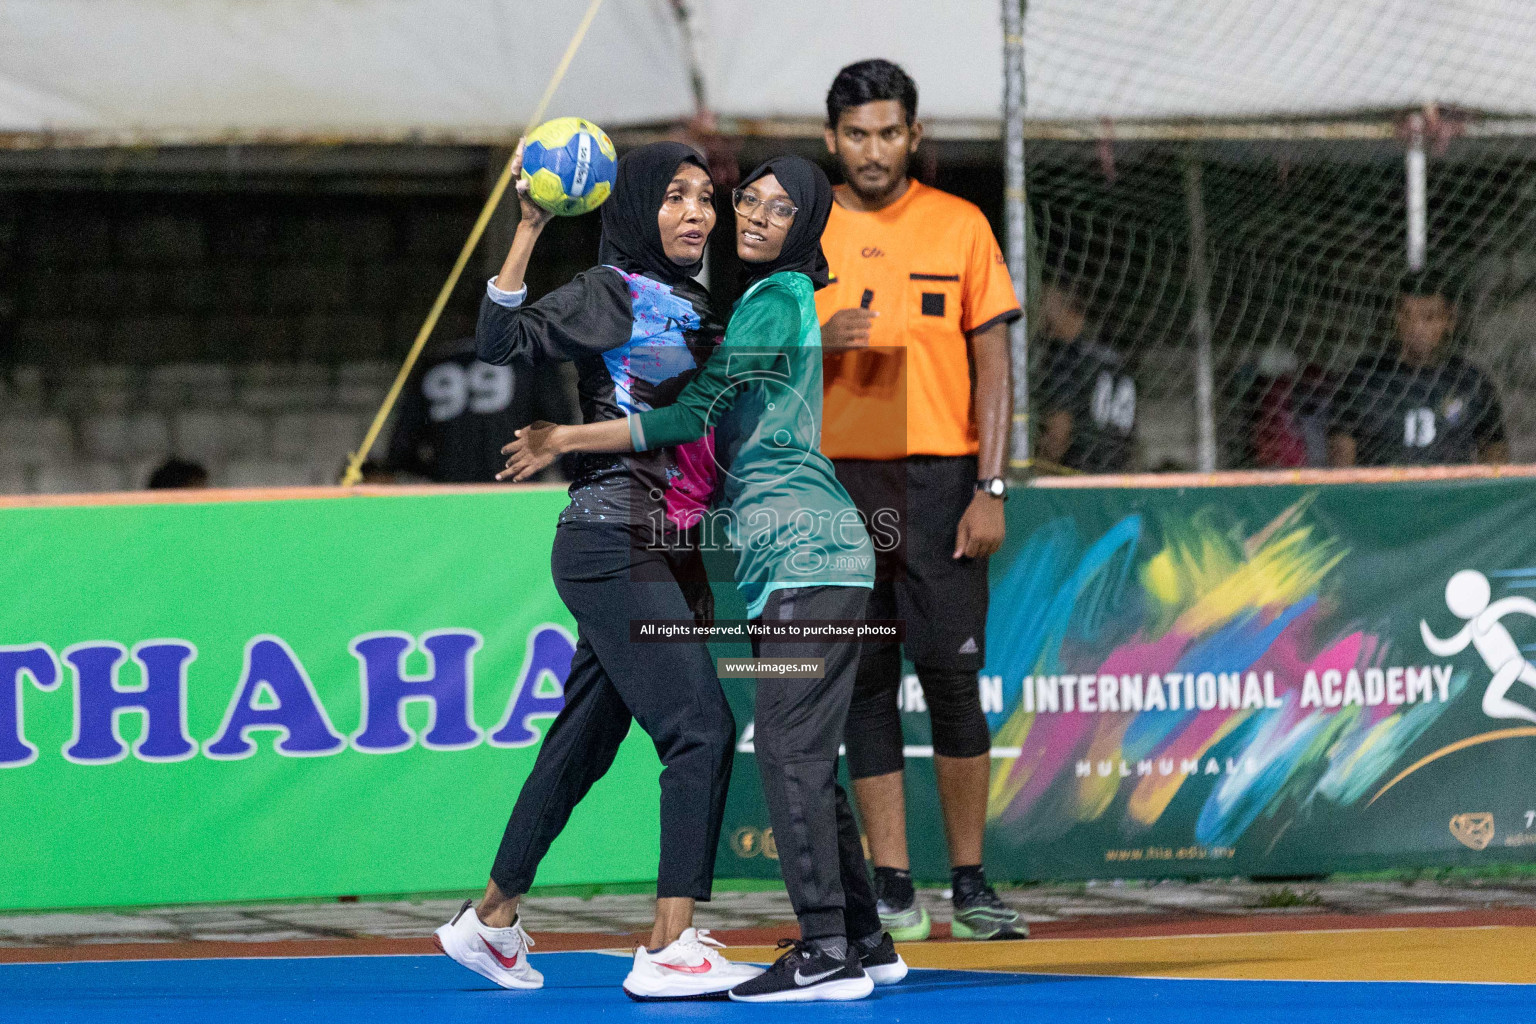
[967,309,1023,338]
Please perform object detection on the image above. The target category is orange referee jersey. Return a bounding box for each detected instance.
[816,180,1020,460]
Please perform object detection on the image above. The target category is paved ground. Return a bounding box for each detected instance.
[5,876,1536,951]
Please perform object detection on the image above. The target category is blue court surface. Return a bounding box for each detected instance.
[0,951,1527,1024]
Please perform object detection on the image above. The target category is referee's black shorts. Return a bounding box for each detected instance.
[833,455,992,778]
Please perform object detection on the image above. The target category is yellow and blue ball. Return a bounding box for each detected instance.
[521,117,618,217]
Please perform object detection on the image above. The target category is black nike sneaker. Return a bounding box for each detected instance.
[857,931,909,986]
[727,939,874,1003]
[951,874,1029,940]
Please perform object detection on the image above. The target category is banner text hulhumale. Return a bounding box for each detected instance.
[721,478,1536,880]
[0,489,665,911]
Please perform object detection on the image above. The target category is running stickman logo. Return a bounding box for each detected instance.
[1421,569,1536,724]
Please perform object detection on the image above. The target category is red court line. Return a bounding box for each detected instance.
[5,908,1533,964]
[0,936,440,964]
[0,932,603,965]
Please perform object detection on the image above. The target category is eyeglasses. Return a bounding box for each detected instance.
[732,188,798,225]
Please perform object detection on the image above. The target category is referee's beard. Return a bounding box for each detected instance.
[842,157,909,207]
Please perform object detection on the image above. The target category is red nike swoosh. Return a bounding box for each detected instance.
[480,934,520,969]
[657,960,712,974]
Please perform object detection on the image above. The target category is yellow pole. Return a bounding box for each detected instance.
[342,0,607,486]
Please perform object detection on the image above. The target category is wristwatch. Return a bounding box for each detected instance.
[976,477,1008,500]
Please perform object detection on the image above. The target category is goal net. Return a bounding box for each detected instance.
[1021,0,1536,474]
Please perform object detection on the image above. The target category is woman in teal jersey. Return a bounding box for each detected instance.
[505,156,906,1003]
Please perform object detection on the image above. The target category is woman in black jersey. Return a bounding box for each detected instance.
[432,142,759,1001]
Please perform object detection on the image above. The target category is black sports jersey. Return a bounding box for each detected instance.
[387,338,575,483]
[1329,352,1504,466]
[475,266,723,529]
[1037,333,1137,473]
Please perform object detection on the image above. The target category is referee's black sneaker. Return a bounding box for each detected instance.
[951,873,1029,940]
[727,939,874,1003]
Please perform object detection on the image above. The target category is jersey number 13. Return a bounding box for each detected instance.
[1403,407,1436,448]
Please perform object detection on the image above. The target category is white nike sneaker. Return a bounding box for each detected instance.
[622,928,764,1001]
[432,899,543,990]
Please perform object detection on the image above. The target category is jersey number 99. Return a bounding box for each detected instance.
[424,363,514,422]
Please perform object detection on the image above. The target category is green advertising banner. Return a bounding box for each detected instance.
[0,489,665,911]
[10,479,1536,911]
[720,477,1536,881]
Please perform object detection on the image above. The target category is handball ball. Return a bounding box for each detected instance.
[521,117,618,216]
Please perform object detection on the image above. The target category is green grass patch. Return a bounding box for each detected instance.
[1252,886,1324,909]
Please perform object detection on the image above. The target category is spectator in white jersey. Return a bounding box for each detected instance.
[1035,279,1137,473]
[1329,272,1507,468]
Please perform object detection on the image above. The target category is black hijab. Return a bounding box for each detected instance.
[598,142,709,286]
[737,155,833,290]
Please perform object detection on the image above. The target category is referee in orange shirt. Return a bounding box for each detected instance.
[817,60,1024,942]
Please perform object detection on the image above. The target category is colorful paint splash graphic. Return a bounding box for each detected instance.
[984,496,1468,850]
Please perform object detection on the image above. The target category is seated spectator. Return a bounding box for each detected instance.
[1035,279,1137,472]
[1247,358,1334,468]
[146,458,208,489]
[1329,272,1507,467]
[385,336,577,483]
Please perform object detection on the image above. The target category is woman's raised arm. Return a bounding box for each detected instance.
[492,139,554,295]
[474,141,631,368]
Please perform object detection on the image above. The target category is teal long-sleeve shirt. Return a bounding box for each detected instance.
[629,271,874,619]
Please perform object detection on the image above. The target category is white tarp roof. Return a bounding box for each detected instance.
[1024,0,1536,121]
[3,0,1536,142]
[0,0,697,140]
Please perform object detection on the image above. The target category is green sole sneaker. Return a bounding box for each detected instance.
[951,905,1029,941]
[878,903,931,942]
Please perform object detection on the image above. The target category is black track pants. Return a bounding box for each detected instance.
[751,585,882,941]
[490,522,735,900]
